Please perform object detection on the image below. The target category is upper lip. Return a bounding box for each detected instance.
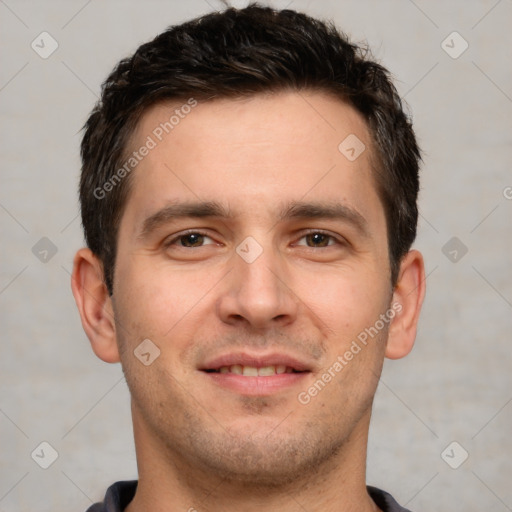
[199,351,313,372]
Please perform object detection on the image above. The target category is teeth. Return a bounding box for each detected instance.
[231,364,243,375]
[216,365,297,376]
[243,366,258,376]
[258,366,276,376]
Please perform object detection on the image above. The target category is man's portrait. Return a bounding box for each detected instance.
[1,2,510,511]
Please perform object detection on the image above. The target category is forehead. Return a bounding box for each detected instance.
[133,90,371,159]
[121,91,382,230]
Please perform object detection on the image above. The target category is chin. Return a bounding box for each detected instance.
[187,425,345,488]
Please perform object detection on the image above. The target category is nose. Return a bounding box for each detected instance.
[217,241,298,330]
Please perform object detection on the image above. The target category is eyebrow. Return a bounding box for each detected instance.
[278,200,369,237]
[138,200,370,239]
[138,201,229,239]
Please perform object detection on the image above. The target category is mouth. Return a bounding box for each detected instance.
[199,352,312,396]
[204,365,304,376]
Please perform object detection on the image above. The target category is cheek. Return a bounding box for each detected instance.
[296,266,389,337]
[114,258,220,343]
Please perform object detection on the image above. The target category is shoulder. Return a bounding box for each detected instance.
[367,486,413,512]
[85,481,138,512]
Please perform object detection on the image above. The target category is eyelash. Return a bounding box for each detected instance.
[163,230,215,248]
[294,229,342,248]
[164,229,344,248]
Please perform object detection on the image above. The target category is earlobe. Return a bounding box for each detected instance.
[71,248,120,363]
[385,250,426,360]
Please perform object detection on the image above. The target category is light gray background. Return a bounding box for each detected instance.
[1,0,511,510]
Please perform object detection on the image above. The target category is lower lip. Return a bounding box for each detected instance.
[201,371,309,396]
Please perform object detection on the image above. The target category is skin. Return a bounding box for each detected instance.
[72,91,425,512]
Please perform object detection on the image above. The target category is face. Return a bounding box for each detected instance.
[111,91,393,484]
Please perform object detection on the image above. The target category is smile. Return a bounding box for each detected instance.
[207,365,302,376]
[199,353,312,396]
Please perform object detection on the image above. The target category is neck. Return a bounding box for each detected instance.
[125,406,380,512]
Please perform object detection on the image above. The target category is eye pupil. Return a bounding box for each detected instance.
[181,233,204,247]
[307,233,329,247]
[175,232,333,249]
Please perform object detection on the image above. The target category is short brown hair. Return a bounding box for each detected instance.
[80,3,421,294]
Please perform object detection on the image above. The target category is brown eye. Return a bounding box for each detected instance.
[179,233,205,247]
[305,232,332,247]
[165,231,215,248]
[296,231,338,248]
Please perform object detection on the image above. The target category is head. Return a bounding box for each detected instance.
[80,4,420,295]
[72,4,425,488]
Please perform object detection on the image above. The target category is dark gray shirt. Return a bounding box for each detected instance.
[85,481,413,511]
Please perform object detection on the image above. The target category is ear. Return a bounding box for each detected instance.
[385,249,426,360]
[71,248,120,363]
